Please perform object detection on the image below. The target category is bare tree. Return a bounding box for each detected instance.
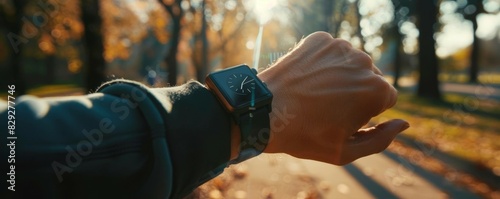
[460,0,484,83]
[159,0,183,86]
[2,0,29,95]
[416,0,441,99]
[81,0,106,92]
[198,0,208,82]
[354,0,366,52]
[390,0,413,88]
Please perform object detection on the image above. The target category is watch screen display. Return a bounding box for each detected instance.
[208,65,271,110]
[227,73,256,96]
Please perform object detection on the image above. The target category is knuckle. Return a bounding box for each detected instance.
[345,48,373,69]
[298,32,334,54]
[378,79,397,108]
[308,31,334,41]
[375,76,392,94]
[387,87,398,108]
[379,79,391,93]
[330,39,373,69]
[358,51,373,67]
[332,38,353,49]
[370,77,395,112]
[373,65,384,76]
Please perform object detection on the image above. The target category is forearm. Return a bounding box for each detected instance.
[1,90,154,198]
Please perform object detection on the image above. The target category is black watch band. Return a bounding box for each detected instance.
[230,106,271,164]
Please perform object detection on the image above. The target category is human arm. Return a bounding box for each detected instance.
[0,80,235,199]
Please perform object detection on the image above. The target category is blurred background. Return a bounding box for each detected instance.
[1,0,499,198]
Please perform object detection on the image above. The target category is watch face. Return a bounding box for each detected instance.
[207,65,272,112]
[227,73,256,95]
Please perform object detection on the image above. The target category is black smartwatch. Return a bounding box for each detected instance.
[206,64,273,163]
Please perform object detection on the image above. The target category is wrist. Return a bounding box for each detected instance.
[230,122,241,160]
[227,69,278,158]
[258,67,287,154]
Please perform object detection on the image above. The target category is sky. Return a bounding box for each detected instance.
[360,0,500,58]
[437,0,500,57]
[124,0,500,59]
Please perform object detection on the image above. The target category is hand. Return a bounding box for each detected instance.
[258,32,409,165]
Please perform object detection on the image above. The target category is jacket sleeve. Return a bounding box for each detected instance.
[0,80,234,199]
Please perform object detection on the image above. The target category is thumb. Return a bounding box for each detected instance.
[345,119,409,163]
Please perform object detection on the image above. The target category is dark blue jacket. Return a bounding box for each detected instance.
[1,80,237,199]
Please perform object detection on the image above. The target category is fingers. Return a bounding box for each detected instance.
[342,119,409,164]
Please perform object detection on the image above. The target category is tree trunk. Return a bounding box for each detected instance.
[393,26,403,89]
[391,0,403,89]
[81,0,106,92]
[468,18,479,83]
[416,0,441,99]
[354,0,366,52]
[165,20,180,86]
[197,0,208,82]
[468,4,481,83]
[162,1,183,86]
[333,0,349,37]
[46,55,56,84]
[323,0,333,32]
[4,0,29,95]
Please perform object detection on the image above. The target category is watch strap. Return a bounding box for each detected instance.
[229,107,271,164]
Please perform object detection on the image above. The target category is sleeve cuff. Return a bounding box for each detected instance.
[150,81,233,197]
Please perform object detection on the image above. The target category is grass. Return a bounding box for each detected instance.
[27,84,84,96]
[439,73,500,84]
[373,90,500,173]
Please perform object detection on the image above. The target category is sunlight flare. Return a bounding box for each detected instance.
[248,0,280,25]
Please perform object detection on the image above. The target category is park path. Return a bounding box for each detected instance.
[221,150,482,199]
[395,76,500,100]
[440,83,500,100]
